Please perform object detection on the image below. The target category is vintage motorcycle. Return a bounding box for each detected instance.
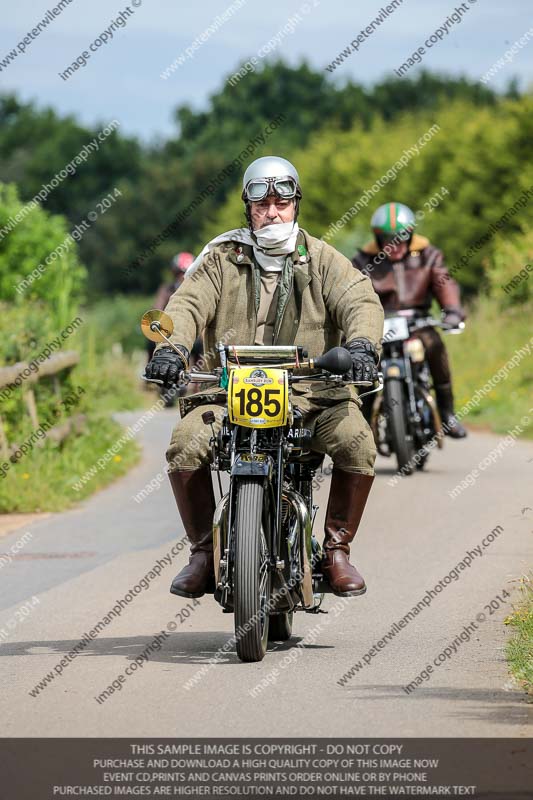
[370,311,463,475]
[141,309,378,663]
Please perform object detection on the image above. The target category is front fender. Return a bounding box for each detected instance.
[231,453,274,479]
[381,357,407,380]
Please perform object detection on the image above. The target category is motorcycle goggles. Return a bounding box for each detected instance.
[244,176,298,202]
[377,228,412,246]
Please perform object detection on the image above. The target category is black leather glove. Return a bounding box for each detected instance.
[145,345,189,388]
[442,308,463,329]
[344,338,379,383]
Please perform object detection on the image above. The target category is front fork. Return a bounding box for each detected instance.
[214,465,319,612]
[402,345,419,422]
[380,351,417,423]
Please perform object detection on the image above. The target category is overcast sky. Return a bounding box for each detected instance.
[1,0,532,141]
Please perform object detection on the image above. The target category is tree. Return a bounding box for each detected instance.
[208,94,533,297]
[0,69,503,297]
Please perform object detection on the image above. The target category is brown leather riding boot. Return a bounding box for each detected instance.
[168,466,216,598]
[321,469,374,597]
[435,383,467,439]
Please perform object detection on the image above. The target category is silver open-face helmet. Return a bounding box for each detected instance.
[241,156,302,228]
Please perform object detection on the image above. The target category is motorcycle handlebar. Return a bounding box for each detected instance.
[143,345,383,387]
[142,371,381,389]
[411,317,465,333]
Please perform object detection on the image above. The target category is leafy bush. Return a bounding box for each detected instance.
[0,187,147,512]
[488,227,533,307]
[0,182,86,320]
[0,182,86,437]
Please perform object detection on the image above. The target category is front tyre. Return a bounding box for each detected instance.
[234,479,270,662]
[385,379,414,475]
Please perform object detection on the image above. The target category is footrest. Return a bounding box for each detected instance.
[313,573,336,594]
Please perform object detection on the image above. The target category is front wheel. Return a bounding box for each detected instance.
[234,479,271,662]
[385,379,414,475]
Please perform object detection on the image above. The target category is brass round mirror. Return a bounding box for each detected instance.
[140,309,174,343]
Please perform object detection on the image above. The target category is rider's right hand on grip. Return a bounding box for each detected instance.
[442,308,464,329]
[344,338,379,383]
[144,345,189,387]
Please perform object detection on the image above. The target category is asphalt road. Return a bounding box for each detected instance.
[0,408,531,737]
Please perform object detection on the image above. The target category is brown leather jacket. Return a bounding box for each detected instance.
[352,234,464,316]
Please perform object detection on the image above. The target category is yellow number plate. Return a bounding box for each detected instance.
[228,367,288,428]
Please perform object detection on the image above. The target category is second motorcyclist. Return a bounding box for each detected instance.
[352,202,467,438]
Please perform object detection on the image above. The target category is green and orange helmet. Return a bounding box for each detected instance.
[371,202,416,244]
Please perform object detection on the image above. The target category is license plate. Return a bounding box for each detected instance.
[383,316,409,342]
[228,367,288,428]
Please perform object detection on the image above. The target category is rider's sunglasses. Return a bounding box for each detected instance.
[244,176,297,202]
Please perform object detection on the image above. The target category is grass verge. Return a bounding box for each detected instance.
[446,298,533,438]
[0,415,141,513]
[0,346,150,513]
[505,574,533,697]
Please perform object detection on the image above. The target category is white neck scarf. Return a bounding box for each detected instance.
[187,222,299,276]
[251,222,299,271]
